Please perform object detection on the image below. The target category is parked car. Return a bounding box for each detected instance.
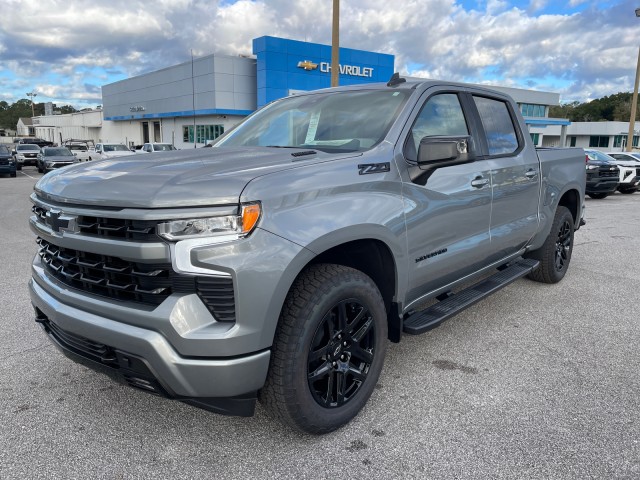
[0,144,17,177]
[94,143,136,159]
[37,147,79,173]
[65,143,92,161]
[13,144,41,168]
[136,143,178,153]
[584,150,620,199]
[19,138,54,148]
[604,152,640,193]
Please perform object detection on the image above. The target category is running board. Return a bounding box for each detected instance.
[403,258,540,335]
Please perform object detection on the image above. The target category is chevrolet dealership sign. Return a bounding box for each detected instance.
[297,60,374,78]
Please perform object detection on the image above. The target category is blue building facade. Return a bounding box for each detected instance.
[253,36,395,108]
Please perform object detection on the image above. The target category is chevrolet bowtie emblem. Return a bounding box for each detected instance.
[45,208,78,235]
[297,60,318,71]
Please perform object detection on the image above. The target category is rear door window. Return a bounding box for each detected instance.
[473,96,519,156]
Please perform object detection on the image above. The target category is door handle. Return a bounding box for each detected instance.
[525,169,538,179]
[471,177,489,188]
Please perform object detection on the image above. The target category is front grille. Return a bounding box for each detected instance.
[599,167,619,178]
[0,158,9,165]
[32,205,157,241]
[37,237,173,305]
[36,237,236,321]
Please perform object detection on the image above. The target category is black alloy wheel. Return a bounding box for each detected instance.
[307,299,376,409]
[261,264,387,434]
[554,217,572,273]
[526,205,574,284]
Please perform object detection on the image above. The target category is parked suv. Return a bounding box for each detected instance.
[19,138,54,148]
[0,144,17,177]
[604,152,640,193]
[136,143,178,153]
[584,151,619,199]
[37,147,79,173]
[13,144,41,168]
[65,142,92,161]
[94,143,136,159]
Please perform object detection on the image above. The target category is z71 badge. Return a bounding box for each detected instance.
[358,163,391,175]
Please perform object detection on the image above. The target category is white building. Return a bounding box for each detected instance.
[529,121,638,151]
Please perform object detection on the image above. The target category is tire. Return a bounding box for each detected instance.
[260,264,387,434]
[17,164,22,171]
[11,172,16,177]
[587,193,608,199]
[619,188,636,194]
[526,206,574,284]
[37,164,43,173]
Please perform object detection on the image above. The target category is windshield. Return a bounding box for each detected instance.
[68,145,87,151]
[153,144,176,151]
[104,144,130,152]
[17,145,41,151]
[44,148,73,156]
[216,89,411,153]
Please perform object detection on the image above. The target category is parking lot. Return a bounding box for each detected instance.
[1,167,640,479]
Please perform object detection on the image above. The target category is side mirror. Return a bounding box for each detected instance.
[417,135,475,169]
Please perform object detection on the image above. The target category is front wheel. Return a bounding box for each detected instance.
[261,264,387,434]
[526,206,574,284]
[588,192,608,199]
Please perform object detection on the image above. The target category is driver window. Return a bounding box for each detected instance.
[405,93,468,161]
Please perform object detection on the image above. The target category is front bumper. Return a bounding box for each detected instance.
[586,179,619,194]
[30,277,271,415]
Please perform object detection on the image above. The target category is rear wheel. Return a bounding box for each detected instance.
[588,193,608,199]
[526,206,574,284]
[261,264,387,434]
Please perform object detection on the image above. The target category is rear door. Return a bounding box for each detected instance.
[470,94,540,261]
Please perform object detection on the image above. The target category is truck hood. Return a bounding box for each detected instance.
[34,147,327,208]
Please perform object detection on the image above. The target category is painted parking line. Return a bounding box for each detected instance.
[20,170,38,179]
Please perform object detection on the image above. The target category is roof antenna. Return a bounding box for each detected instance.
[387,72,406,87]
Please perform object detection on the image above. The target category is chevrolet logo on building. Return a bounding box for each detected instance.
[297,60,318,71]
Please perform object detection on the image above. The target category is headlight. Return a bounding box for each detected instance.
[157,203,261,241]
[586,165,599,170]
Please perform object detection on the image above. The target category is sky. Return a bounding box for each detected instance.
[0,0,637,109]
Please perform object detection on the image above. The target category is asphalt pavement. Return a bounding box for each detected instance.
[1,168,639,479]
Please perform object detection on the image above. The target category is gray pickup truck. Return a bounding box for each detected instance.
[29,76,586,434]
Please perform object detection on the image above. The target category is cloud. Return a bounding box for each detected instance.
[0,0,638,108]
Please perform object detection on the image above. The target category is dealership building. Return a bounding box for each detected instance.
[33,35,569,149]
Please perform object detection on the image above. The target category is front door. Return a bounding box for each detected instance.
[401,91,494,306]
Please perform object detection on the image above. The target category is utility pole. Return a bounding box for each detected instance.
[26,91,38,117]
[331,0,339,87]
[626,9,640,151]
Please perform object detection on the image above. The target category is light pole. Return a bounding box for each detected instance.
[331,0,339,87]
[626,8,640,152]
[26,91,37,118]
